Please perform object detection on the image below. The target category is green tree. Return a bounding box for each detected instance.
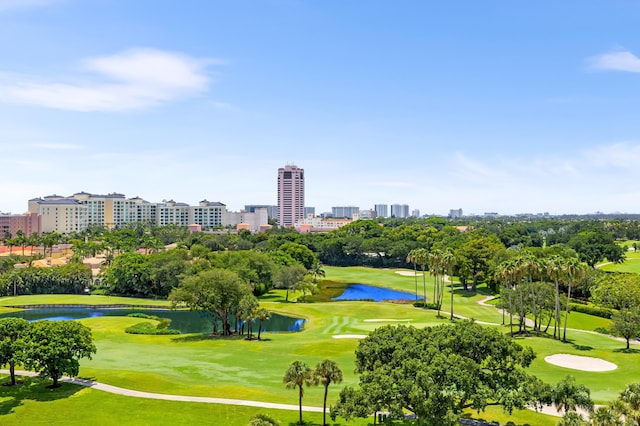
[277,242,317,270]
[255,308,271,340]
[102,251,151,296]
[273,264,307,302]
[283,360,313,425]
[611,307,640,350]
[308,260,325,283]
[169,268,251,336]
[550,375,593,415]
[23,320,96,387]
[335,321,541,426]
[455,231,505,292]
[0,317,29,385]
[313,359,343,426]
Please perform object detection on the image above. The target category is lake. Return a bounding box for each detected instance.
[331,283,423,302]
[0,307,305,334]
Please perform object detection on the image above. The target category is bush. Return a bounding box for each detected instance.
[413,301,438,309]
[569,303,615,319]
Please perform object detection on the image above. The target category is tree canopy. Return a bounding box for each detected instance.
[334,320,542,426]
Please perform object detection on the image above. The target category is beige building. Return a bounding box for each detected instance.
[295,214,353,233]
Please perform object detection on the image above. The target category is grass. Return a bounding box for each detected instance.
[1,265,637,424]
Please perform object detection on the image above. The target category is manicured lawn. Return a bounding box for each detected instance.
[1,265,636,424]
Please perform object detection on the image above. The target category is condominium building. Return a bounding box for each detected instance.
[391,204,410,219]
[277,164,305,227]
[374,204,388,218]
[244,205,278,220]
[28,196,88,234]
[331,206,360,219]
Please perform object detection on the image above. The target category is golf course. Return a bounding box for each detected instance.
[0,265,637,425]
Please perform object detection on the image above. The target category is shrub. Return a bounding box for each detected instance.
[569,303,615,319]
[124,313,179,335]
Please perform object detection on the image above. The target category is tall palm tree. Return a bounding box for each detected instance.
[428,249,443,312]
[313,359,343,426]
[414,248,429,306]
[563,258,585,342]
[545,255,564,340]
[406,249,419,301]
[440,249,455,320]
[284,360,313,425]
[617,382,640,424]
[255,308,271,340]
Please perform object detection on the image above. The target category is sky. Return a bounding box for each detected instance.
[1,1,640,216]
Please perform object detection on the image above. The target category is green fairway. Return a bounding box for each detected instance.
[0,266,636,424]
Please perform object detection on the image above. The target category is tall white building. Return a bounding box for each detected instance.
[374,204,388,218]
[331,206,360,219]
[277,164,305,227]
[391,204,410,218]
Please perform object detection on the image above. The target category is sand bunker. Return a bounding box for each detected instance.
[332,334,367,339]
[395,271,423,276]
[363,319,411,323]
[545,354,617,372]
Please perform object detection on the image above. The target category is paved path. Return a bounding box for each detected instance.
[0,370,324,412]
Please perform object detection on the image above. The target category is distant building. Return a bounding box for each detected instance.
[0,212,41,236]
[374,204,388,218]
[359,209,375,219]
[304,207,315,217]
[449,208,463,219]
[295,215,353,233]
[244,204,278,220]
[411,209,420,218]
[484,212,499,218]
[224,208,269,233]
[331,206,360,219]
[391,204,410,218]
[277,164,305,227]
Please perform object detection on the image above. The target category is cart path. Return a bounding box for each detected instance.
[0,369,324,412]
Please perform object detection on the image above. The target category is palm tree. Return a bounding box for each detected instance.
[413,248,429,306]
[545,255,564,340]
[313,359,343,426]
[440,249,455,320]
[255,308,271,340]
[563,258,585,342]
[406,249,419,301]
[308,260,326,283]
[590,406,623,426]
[283,360,313,425]
[617,382,640,424]
[552,375,593,415]
[428,249,443,312]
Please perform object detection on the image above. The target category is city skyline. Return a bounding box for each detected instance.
[1,2,640,216]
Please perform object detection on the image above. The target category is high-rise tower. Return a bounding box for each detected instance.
[277,164,305,227]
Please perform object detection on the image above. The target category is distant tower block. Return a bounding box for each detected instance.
[277,164,305,227]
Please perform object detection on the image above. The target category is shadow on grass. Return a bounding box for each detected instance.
[613,347,640,354]
[571,344,593,351]
[170,333,269,343]
[0,376,82,416]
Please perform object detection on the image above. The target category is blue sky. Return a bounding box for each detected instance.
[1,1,640,216]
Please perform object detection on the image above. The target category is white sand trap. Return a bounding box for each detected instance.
[364,318,411,323]
[545,354,617,372]
[332,334,367,339]
[395,271,423,276]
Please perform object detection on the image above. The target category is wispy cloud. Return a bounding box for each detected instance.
[588,49,640,73]
[0,48,216,111]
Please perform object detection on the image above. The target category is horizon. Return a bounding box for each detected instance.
[1,2,640,216]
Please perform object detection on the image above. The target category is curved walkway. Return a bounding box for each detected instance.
[0,370,324,412]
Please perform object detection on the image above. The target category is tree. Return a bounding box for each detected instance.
[283,360,313,425]
[611,307,640,350]
[255,308,271,340]
[308,260,325,283]
[563,258,587,342]
[23,320,96,387]
[273,265,307,302]
[334,321,541,425]
[169,268,251,336]
[0,317,29,385]
[551,375,593,415]
[455,231,505,292]
[313,359,343,426]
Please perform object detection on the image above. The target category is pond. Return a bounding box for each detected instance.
[0,307,305,334]
[331,283,423,302]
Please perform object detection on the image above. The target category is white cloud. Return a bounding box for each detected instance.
[0,48,215,111]
[588,49,640,73]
